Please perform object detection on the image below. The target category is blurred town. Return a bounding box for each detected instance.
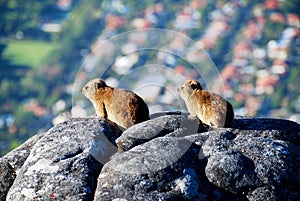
[1,0,300,156]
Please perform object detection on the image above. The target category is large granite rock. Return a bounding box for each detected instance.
[1,115,299,200]
[0,132,46,200]
[0,159,16,201]
[116,114,209,151]
[5,117,121,201]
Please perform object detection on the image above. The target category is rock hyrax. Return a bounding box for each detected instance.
[177,80,234,128]
[81,78,150,130]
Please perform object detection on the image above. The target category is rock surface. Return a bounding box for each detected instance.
[5,117,121,201]
[0,132,46,200]
[116,114,209,151]
[1,115,299,201]
[0,159,16,201]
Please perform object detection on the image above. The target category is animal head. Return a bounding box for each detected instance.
[81,78,108,100]
[177,80,203,100]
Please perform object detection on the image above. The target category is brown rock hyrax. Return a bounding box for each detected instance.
[81,78,150,130]
[177,80,234,128]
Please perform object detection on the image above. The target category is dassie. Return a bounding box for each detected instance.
[177,79,234,128]
[81,78,150,130]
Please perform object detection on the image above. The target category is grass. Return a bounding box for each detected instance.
[2,39,58,68]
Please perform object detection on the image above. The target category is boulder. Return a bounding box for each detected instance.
[5,117,121,201]
[116,114,209,151]
[95,136,230,200]
[0,159,16,201]
[0,132,46,200]
[1,115,299,200]
[94,116,300,200]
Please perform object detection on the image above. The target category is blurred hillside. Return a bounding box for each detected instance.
[0,0,299,156]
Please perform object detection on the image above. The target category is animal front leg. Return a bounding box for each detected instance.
[95,103,107,118]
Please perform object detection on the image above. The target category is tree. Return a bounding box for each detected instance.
[0,0,55,36]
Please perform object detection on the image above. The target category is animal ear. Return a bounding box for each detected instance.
[190,83,198,90]
[96,82,103,89]
[96,80,107,89]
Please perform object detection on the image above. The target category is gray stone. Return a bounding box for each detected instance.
[0,132,46,201]
[247,186,277,201]
[1,115,299,200]
[205,150,259,194]
[231,116,300,145]
[116,114,209,151]
[95,137,214,201]
[95,116,300,201]
[0,159,16,201]
[202,128,299,200]
[1,132,46,172]
[6,117,121,201]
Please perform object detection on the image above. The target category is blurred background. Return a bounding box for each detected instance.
[0,0,299,156]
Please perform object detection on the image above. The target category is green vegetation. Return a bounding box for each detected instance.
[0,0,104,156]
[281,0,300,13]
[58,1,103,59]
[0,0,55,37]
[2,40,58,68]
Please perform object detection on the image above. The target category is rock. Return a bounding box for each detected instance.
[247,186,277,201]
[0,159,16,201]
[0,132,46,201]
[1,132,46,172]
[116,114,209,151]
[95,116,300,200]
[94,137,217,200]
[1,115,299,200]
[195,127,299,200]
[231,116,300,145]
[6,117,121,201]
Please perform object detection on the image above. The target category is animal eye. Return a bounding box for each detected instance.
[85,86,89,90]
